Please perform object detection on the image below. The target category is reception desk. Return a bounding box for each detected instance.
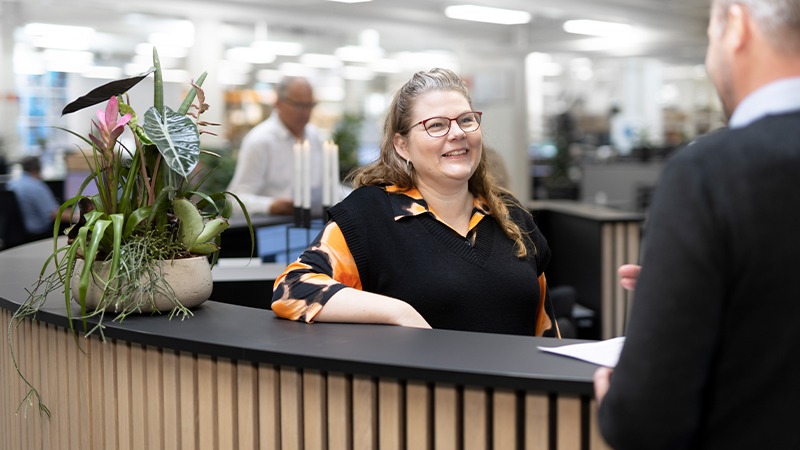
[1,240,611,450]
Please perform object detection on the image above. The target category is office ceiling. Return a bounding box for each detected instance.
[4,0,711,80]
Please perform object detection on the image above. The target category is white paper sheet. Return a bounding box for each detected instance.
[537,337,626,368]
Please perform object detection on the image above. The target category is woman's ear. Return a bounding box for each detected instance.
[393,133,409,160]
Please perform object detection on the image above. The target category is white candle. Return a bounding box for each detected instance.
[293,141,302,208]
[322,140,331,208]
[302,139,311,210]
[331,142,340,204]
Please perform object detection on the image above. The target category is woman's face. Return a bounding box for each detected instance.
[394,90,482,192]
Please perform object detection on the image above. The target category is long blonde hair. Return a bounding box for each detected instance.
[349,68,535,258]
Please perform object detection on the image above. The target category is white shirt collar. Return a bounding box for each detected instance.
[729,77,800,129]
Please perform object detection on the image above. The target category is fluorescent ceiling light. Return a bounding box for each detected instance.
[136,43,188,59]
[300,53,343,69]
[24,23,94,38]
[315,86,346,102]
[563,20,632,37]
[218,71,249,86]
[32,36,92,51]
[83,66,123,79]
[148,32,194,48]
[335,45,385,63]
[279,62,316,78]
[341,65,374,81]
[252,40,304,56]
[42,49,94,64]
[219,59,254,74]
[257,69,284,83]
[444,5,531,25]
[225,46,276,64]
[370,58,402,74]
[326,0,372,3]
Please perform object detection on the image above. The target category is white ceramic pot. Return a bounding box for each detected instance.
[70,256,213,313]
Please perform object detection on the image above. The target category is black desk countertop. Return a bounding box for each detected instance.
[0,239,599,395]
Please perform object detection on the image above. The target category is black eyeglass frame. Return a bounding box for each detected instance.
[280,97,318,110]
[410,111,483,138]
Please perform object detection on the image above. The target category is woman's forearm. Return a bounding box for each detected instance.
[314,288,431,329]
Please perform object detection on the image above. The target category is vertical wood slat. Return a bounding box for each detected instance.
[56,327,70,450]
[378,378,403,450]
[259,364,281,450]
[43,324,59,450]
[556,395,581,450]
[463,387,487,450]
[525,393,549,450]
[327,372,351,450]
[0,310,8,450]
[24,318,35,450]
[303,369,327,450]
[131,344,147,450]
[614,223,626,337]
[30,318,43,450]
[280,366,304,450]
[67,327,81,450]
[217,357,237,450]
[116,341,132,450]
[146,346,164,450]
[589,400,613,450]
[493,389,517,450]
[198,354,217,450]
[179,351,198,450]
[103,339,118,450]
[162,349,180,450]
[601,223,614,339]
[625,222,640,326]
[78,330,91,450]
[89,335,105,450]
[237,361,259,450]
[352,374,377,450]
[434,384,458,450]
[406,380,431,450]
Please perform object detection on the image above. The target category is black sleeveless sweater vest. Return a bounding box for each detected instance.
[327,186,551,336]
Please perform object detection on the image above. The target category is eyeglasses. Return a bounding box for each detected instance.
[410,111,482,138]
[281,97,318,110]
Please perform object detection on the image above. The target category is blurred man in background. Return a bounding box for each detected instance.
[8,156,61,237]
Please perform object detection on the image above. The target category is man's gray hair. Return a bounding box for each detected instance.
[276,77,307,100]
[714,0,800,54]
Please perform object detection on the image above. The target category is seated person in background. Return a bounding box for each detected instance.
[595,0,800,447]
[226,76,324,216]
[8,156,61,237]
[272,68,559,337]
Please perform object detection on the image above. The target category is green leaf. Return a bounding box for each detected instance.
[194,217,229,245]
[188,242,220,255]
[123,206,152,238]
[173,197,204,248]
[177,71,208,115]
[61,67,156,116]
[142,106,200,178]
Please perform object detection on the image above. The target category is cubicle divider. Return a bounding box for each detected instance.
[1,307,610,450]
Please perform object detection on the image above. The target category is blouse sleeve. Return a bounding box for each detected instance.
[271,221,362,323]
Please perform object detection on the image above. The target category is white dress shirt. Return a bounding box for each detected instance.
[729,77,800,129]
[227,113,324,215]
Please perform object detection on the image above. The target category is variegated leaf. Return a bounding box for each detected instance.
[142,106,200,178]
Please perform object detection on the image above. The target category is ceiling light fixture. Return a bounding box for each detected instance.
[563,19,632,37]
[444,5,531,25]
[326,0,372,3]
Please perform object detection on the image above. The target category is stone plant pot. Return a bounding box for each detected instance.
[70,256,213,313]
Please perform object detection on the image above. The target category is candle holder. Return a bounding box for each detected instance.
[293,206,302,227]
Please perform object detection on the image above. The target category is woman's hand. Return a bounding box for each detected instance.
[593,366,614,406]
[618,264,642,291]
[395,303,432,329]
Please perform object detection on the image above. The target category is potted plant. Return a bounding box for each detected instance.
[7,48,252,417]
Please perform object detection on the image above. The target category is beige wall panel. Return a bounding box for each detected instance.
[524,392,549,450]
[378,378,403,450]
[115,341,132,450]
[279,366,303,450]
[463,386,488,450]
[198,354,217,450]
[130,343,147,450]
[237,361,259,450]
[405,380,431,450]
[434,384,458,450]
[102,339,118,450]
[589,400,612,450]
[217,357,237,450]
[303,369,327,450]
[556,395,581,450]
[179,351,199,450]
[162,349,180,450]
[258,364,281,450]
[327,372,351,450]
[352,374,377,450]
[493,389,517,450]
[601,223,614,339]
[89,335,104,450]
[146,345,165,450]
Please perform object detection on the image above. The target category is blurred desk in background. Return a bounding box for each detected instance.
[529,200,645,340]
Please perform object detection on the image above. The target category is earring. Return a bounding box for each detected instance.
[405,158,412,176]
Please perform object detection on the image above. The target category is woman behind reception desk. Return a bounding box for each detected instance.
[272,68,558,337]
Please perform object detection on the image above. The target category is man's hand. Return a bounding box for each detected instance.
[594,366,614,406]
[269,198,295,215]
[619,264,642,291]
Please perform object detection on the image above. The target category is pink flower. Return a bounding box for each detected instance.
[90,96,132,158]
